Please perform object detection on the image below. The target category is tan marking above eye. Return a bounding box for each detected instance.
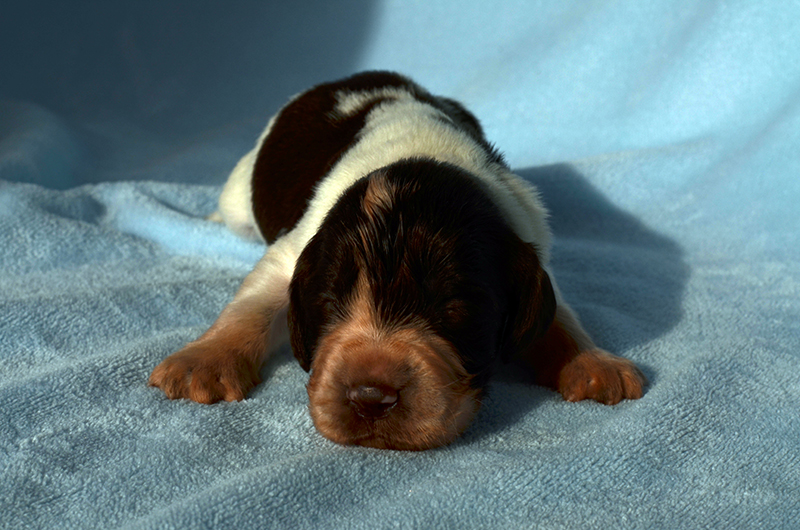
[442,299,466,320]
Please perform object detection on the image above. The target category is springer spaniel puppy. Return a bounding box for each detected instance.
[149,71,645,450]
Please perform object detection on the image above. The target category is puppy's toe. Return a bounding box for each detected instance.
[558,349,646,405]
[149,358,190,400]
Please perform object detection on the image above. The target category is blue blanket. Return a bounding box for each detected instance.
[2,2,799,528]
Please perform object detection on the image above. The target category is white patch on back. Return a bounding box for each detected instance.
[290,91,552,264]
[333,87,417,117]
[217,82,552,279]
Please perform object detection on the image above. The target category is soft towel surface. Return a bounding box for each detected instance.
[2,2,799,528]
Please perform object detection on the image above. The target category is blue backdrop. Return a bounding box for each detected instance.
[2,2,799,528]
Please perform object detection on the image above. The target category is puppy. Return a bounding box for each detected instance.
[149,71,645,450]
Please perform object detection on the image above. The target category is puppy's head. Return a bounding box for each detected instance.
[288,160,555,450]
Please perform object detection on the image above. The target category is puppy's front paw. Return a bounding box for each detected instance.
[149,342,261,404]
[558,349,645,405]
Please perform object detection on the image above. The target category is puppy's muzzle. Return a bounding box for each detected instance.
[306,327,481,450]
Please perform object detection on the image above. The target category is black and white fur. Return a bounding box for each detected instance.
[150,71,644,450]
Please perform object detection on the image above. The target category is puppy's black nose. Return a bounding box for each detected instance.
[347,385,398,418]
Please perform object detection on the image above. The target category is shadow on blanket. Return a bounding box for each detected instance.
[464,164,689,444]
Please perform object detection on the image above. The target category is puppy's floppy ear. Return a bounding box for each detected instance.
[288,230,361,372]
[500,234,556,362]
[288,236,324,372]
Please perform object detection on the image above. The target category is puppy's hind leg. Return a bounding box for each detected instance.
[521,303,646,405]
[207,147,263,241]
[209,114,282,240]
[149,242,295,403]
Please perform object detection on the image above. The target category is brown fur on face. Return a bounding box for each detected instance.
[287,162,559,450]
[306,278,480,450]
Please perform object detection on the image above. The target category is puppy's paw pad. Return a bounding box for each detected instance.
[149,344,260,404]
[558,349,645,405]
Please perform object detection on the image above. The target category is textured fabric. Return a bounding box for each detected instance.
[2,2,799,528]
